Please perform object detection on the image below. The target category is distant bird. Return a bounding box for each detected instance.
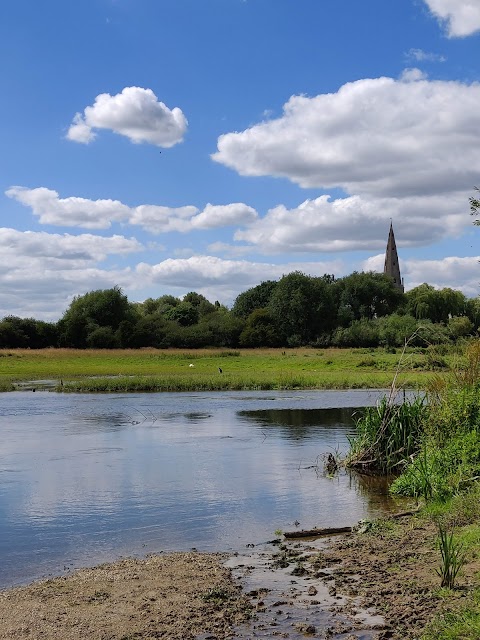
[189,363,195,368]
[218,367,223,373]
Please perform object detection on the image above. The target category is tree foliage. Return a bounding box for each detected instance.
[335,271,403,326]
[0,269,476,350]
[58,286,136,348]
[232,281,277,318]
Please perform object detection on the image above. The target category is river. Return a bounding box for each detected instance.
[0,389,401,588]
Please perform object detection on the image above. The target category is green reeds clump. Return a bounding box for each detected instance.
[436,523,467,589]
[0,377,15,391]
[346,394,427,474]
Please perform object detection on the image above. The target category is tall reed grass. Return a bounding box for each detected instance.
[346,394,427,474]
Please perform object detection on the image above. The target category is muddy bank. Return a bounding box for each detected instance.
[0,552,252,640]
[322,515,480,639]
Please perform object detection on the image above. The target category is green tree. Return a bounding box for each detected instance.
[183,292,216,317]
[199,308,244,347]
[0,316,58,348]
[86,326,119,349]
[378,313,418,347]
[335,272,404,326]
[332,318,380,347]
[165,301,199,327]
[447,316,474,340]
[232,281,278,319]
[58,286,136,348]
[406,285,467,324]
[239,308,281,347]
[268,272,336,345]
[466,297,480,331]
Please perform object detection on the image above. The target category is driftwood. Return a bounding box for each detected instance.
[284,526,352,539]
[284,509,420,539]
[387,508,420,519]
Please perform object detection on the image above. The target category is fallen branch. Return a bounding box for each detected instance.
[283,509,421,538]
[284,526,352,539]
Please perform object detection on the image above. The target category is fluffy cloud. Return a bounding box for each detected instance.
[6,187,131,229]
[136,255,343,291]
[363,253,480,297]
[0,228,142,265]
[130,202,257,233]
[130,205,199,233]
[424,0,480,37]
[212,73,480,199]
[0,228,142,320]
[233,192,467,253]
[7,186,258,234]
[67,87,187,147]
[191,203,258,229]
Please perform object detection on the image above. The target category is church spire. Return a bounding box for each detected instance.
[384,222,404,292]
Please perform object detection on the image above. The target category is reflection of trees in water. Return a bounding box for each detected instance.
[237,407,359,440]
[348,470,406,513]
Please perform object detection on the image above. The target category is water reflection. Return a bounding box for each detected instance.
[238,407,358,442]
[0,389,398,588]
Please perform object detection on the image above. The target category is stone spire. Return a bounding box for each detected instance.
[384,222,404,292]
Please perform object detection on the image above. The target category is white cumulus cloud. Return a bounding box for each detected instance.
[424,0,480,37]
[233,192,468,253]
[191,203,258,229]
[6,186,131,229]
[6,186,258,234]
[67,86,187,147]
[0,228,142,320]
[136,255,343,293]
[212,73,480,199]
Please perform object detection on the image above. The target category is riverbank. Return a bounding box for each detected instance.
[2,507,479,639]
[0,552,252,640]
[0,346,448,392]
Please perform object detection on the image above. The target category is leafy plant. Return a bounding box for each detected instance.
[436,523,467,589]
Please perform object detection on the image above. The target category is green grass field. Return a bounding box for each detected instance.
[0,347,448,392]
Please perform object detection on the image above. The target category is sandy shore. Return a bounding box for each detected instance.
[0,552,252,640]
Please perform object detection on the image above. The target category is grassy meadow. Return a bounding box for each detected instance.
[0,346,453,392]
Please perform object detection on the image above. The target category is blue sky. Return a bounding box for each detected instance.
[1,0,479,320]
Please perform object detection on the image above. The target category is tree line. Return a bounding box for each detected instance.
[1,272,479,350]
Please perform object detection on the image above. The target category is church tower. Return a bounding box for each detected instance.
[384,222,404,292]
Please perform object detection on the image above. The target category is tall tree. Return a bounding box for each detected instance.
[232,281,278,318]
[406,284,467,324]
[58,286,136,348]
[335,272,404,326]
[268,272,336,345]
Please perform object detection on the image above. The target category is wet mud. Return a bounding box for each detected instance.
[226,538,387,639]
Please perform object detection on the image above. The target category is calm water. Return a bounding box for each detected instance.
[0,389,400,588]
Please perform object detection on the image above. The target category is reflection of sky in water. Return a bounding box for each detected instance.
[0,389,403,587]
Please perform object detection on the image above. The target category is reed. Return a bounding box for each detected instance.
[436,523,467,589]
[346,394,427,474]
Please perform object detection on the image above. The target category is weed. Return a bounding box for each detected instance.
[201,586,231,602]
[435,523,467,589]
